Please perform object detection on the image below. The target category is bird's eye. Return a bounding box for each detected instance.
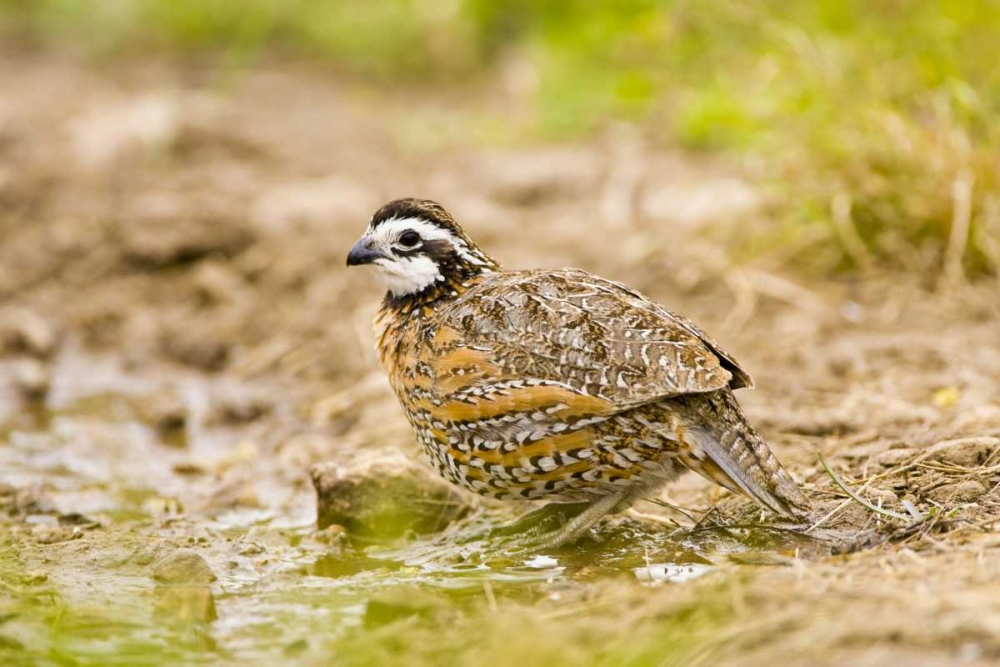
[398,231,421,248]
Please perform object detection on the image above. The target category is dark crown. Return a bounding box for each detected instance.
[371,198,459,232]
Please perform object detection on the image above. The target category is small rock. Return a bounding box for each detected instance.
[927,437,1000,468]
[13,359,50,402]
[866,487,899,506]
[927,480,988,504]
[152,550,217,584]
[874,448,918,469]
[311,452,470,538]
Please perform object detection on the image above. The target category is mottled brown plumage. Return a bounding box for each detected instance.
[348,199,809,546]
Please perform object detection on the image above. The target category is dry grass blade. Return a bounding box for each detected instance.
[643,497,704,523]
[818,453,919,522]
[944,170,974,286]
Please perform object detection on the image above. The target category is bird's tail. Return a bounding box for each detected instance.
[674,389,810,519]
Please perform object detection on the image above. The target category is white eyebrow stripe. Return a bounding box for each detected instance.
[368,217,459,246]
[368,216,490,267]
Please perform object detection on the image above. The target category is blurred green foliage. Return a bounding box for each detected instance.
[2,0,998,275]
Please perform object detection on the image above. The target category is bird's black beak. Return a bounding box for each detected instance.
[346,238,386,266]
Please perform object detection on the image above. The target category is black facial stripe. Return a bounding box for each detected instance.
[392,238,452,257]
[420,238,454,260]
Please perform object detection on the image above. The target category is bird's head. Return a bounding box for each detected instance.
[347,199,498,299]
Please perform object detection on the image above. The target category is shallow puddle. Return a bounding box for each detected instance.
[0,352,825,665]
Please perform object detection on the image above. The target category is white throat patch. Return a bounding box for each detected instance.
[362,216,488,297]
[372,254,443,297]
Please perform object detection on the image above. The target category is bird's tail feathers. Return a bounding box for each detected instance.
[675,391,810,519]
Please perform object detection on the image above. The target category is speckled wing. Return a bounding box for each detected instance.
[438,268,750,412]
[593,273,754,390]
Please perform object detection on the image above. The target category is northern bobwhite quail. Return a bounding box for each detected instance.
[347,199,809,548]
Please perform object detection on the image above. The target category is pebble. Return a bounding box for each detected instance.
[152,550,217,584]
[866,487,899,506]
[874,448,918,469]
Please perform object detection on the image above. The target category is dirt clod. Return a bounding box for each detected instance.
[928,437,1000,468]
[927,480,988,504]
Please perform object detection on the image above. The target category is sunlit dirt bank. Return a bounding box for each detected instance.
[2,49,1000,666]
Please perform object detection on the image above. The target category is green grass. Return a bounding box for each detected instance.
[2,0,998,276]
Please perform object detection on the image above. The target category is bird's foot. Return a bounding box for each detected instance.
[501,491,634,552]
[488,502,589,539]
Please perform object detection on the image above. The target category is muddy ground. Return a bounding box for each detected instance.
[1,48,1000,666]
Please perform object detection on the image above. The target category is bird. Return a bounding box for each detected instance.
[347,198,810,548]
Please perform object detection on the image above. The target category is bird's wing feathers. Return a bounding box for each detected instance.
[439,269,749,412]
[596,276,754,390]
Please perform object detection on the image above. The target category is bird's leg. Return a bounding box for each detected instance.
[517,484,649,551]
[489,502,590,538]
